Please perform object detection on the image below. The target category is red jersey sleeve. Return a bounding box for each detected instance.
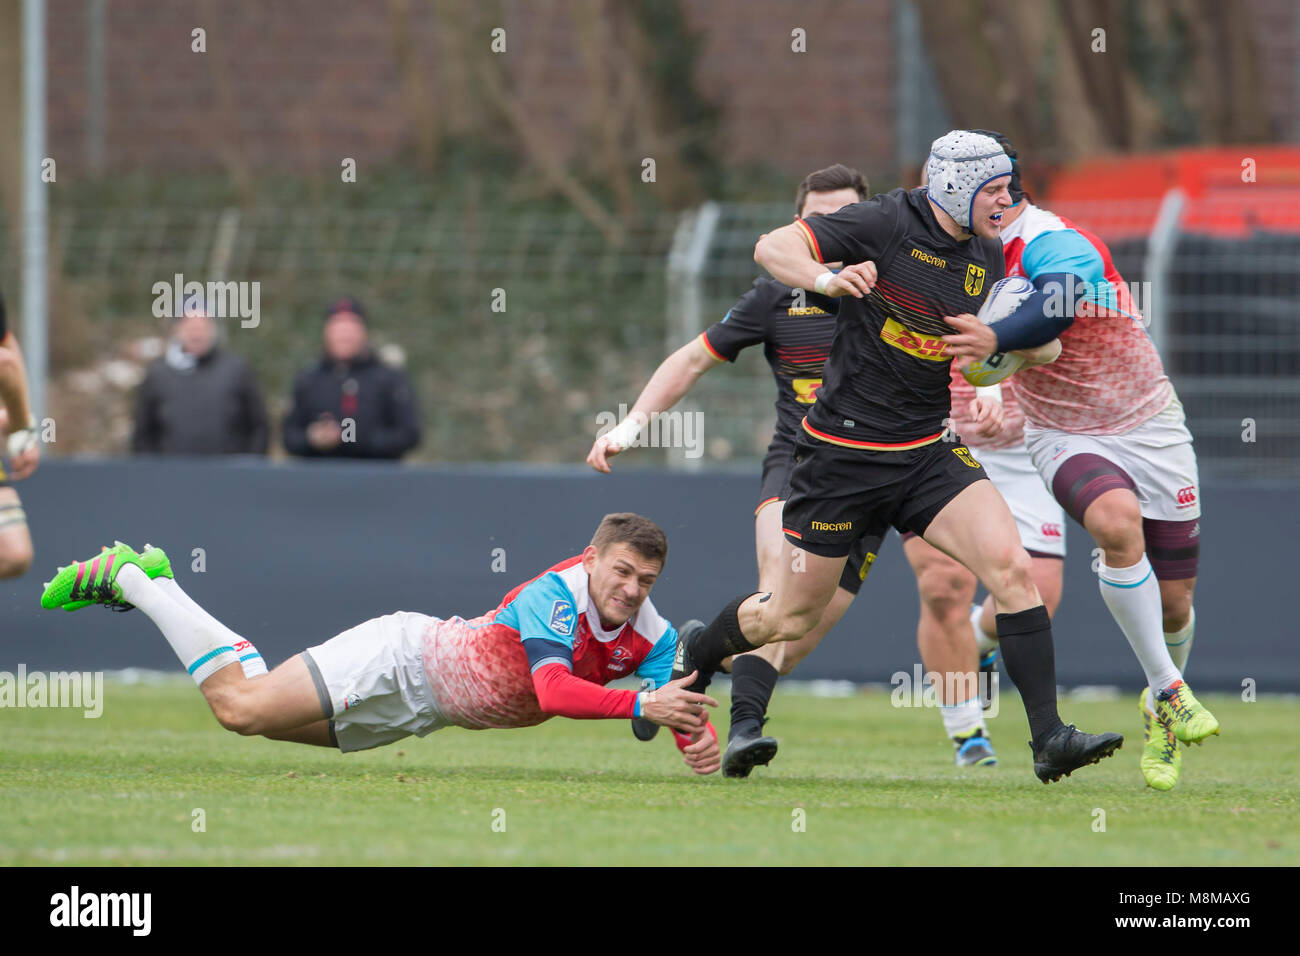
[531,662,638,720]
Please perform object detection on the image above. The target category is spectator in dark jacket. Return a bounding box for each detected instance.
[282,297,421,460]
[132,308,268,456]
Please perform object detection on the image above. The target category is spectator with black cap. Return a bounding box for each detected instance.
[282,296,421,460]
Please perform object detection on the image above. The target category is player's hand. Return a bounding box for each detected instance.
[8,442,39,481]
[4,423,40,480]
[820,261,877,298]
[642,671,718,734]
[679,722,721,775]
[307,415,342,450]
[967,395,1004,440]
[586,435,621,474]
[941,313,998,370]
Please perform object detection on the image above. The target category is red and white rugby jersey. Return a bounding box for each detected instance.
[420,556,677,730]
[1000,203,1173,435]
[947,364,1026,451]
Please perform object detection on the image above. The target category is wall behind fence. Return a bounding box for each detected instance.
[0,459,1294,691]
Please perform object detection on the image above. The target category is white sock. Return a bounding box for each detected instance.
[155,576,267,677]
[116,565,240,685]
[1098,555,1180,694]
[971,602,998,656]
[1164,606,1195,675]
[940,695,985,740]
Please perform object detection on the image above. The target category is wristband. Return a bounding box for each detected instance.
[6,424,37,458]
[974,385,1003,402]
[813,271,835,295]
[603,415,644,451]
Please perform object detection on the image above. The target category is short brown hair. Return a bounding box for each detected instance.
[590,513,668,566]
[795,164,870,218]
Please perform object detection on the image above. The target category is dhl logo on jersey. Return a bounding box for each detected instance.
[880,318,948,361]
[792,377,823,404]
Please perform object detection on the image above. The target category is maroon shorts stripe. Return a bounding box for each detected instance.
[1143,517,1200,580]
[1051,453,1136,525]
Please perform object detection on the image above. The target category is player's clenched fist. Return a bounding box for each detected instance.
[641,670,718,734]
[967,394,1004,440]
[818,260,877,298]
[675,722,720,775]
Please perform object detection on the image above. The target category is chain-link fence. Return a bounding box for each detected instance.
[32,203,682,463]
[13,191,1300,479]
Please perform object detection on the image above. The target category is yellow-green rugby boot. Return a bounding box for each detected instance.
[1139,689,1181,791]
[1154,679,1220,745]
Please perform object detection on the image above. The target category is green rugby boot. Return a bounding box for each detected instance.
[1139,689,1181,791]
[61,542,173,611]
[1154,679,1220,745]
[41,542,144,612]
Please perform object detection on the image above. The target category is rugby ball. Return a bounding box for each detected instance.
[960,276,1035,386]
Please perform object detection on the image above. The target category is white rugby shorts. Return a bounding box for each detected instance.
[1025,395,1201,522]
[302,611,449,753]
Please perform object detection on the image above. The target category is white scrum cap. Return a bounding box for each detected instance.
[925,130,1013,229]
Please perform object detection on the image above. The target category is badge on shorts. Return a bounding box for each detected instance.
[549,599,576,636]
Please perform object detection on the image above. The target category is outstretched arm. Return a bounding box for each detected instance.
[587,338,720,473]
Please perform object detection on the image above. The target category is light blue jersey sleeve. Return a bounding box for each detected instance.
[496,573,581,672]
[1021,229,1122,314]
[635,624,678,689]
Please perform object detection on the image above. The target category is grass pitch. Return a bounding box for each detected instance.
[1,679,1295,866]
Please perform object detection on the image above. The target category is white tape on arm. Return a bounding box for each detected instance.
[6,423,37,457]
[813,271,835,295]
[604,415,644,450]
[974,384,1003,402]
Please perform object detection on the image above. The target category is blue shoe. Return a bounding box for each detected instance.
[953,730,998,767]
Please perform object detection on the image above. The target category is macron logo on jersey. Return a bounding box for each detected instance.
[549,600,576,636]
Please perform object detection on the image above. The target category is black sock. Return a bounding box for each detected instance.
[729,655,778,741]
[995,605,1063,745]
[689,594,760,680]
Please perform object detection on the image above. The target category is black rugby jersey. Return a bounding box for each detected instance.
[796,187,1004,450]
[701,278,839,443]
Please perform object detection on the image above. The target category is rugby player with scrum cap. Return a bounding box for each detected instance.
[674,131,1123,784]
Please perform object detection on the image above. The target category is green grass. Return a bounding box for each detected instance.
[0,680,1295,866]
